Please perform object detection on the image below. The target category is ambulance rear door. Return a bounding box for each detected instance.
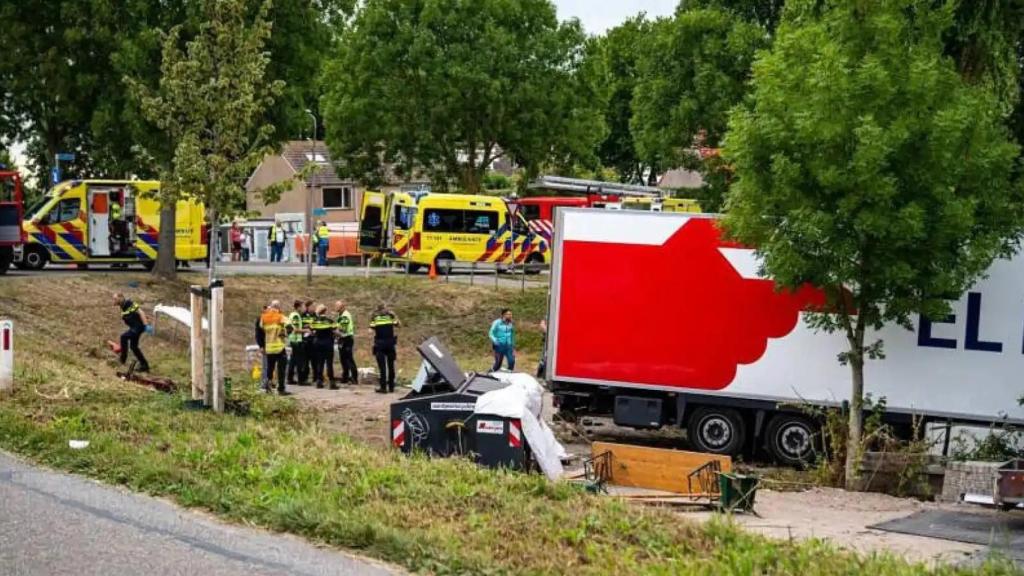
[359,191,390,252]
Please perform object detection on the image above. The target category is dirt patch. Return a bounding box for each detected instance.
[684,488,984,564]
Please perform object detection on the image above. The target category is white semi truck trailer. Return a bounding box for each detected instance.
[545,209,1024,465]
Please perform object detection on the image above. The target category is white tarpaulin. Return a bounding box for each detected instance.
[475,372,567,480]
[153,304,209,331]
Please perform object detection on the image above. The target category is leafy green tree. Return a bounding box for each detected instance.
[129,0,285,280]
[631,7,767,210]
[593,16,655,184]
[679,0,785,36]
[724,0,1023,488]
[322,0,605,194]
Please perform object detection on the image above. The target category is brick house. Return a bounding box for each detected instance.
[245,140,429,224]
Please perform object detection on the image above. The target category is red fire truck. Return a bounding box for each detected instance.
[0,170,25,275]
[545,209,1024,465]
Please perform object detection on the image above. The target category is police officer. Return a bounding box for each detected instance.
[316,220,330,266]
[301,299,316,380]
[334,300,357,384]
[286,300,309,385]
[114,292,149,372]
[309,304,338,389]
[369,305,400,393]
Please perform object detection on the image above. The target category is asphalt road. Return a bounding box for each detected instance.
[2,261,548,288]
[0,451,399,576]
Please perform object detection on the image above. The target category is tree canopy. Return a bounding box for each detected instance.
[321,0,605,193]
[129,0,286,278]
[0,0,343,188]
[724,0,1023,487]
[631,6,768,209]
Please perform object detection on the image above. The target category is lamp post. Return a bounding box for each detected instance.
[305,109,317,287]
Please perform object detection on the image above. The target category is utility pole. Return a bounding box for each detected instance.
[305,109,317,287]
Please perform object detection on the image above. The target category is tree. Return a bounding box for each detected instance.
[593,16,656,184]
[724,0,1023,488]
[631,7,767,210]
[129,0,285,280]
[321,0,605,194]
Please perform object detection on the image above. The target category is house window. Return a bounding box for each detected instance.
[322,187,352,210]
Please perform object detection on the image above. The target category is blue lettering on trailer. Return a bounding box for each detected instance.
[918,292,1009,353]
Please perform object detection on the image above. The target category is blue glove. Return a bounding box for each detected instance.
[144,325,154,334]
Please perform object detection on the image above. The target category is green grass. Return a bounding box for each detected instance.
[0,274,1017,575]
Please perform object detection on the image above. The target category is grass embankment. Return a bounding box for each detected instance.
[0,275,1015,575]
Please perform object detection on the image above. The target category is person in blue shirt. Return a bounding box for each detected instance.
[489,308,516,372]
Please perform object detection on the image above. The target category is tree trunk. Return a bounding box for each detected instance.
[153,200,177,280]
[844,333,866,490]
[462,168,484,195]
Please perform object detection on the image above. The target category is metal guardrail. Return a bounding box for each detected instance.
[437,259,550,290]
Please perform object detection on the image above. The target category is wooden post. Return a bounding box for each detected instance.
[210,282,225,413]
[189,287,206,402]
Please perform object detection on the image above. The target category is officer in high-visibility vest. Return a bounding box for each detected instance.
[269,223,286,262]
[109,200,124,254]
[259,300,290,395]
[316,220,329,266]
[334,300,357,384]
[369,305,400,393]
[114,292,149,372]
[286,300,309,385]
[301,298,316,379]
[309,304,338,389]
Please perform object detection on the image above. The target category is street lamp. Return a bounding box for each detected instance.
[305,109,317,287]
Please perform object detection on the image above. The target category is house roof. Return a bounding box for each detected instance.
[274,140,430,187]
[281,140,346,185]
[657,168,705,190]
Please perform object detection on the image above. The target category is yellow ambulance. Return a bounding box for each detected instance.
[621,197,702,213]
[18,180,207,270]
[360,192,549,273]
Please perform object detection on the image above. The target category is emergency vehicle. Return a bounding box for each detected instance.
[513,193,621,244]
[360,191,548,273]
[18,180,207,270]
[621,197,702,213]
[546,209,1024,465]
[0,170,25,275]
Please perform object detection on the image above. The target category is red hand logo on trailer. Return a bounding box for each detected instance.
[556,217,824,390]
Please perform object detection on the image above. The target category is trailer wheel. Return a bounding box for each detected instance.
[688,407,746,456]
[22,245,48,270]
[0,246,12,275]
[765,414,818,467]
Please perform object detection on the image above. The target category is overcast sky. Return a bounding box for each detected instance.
[553,0,677,34]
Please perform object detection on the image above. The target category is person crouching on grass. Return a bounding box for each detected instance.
[489,308,515,372]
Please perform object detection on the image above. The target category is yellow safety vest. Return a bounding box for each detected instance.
[317,226,329,242]
[111,203,122,220]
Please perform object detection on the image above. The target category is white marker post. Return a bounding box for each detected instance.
[210,282,225,413]
[0,320,13,392]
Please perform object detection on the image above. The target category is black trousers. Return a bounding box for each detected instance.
[119,328,148,368]
[287,341,308,383]
[374,344,396,391]
[337,336,357,383]
[265,352,287,393]
[311,339,335,385]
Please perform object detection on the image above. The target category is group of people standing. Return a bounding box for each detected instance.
[257,299,400,395]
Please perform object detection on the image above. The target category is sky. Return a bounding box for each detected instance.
[553,0,677,34]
